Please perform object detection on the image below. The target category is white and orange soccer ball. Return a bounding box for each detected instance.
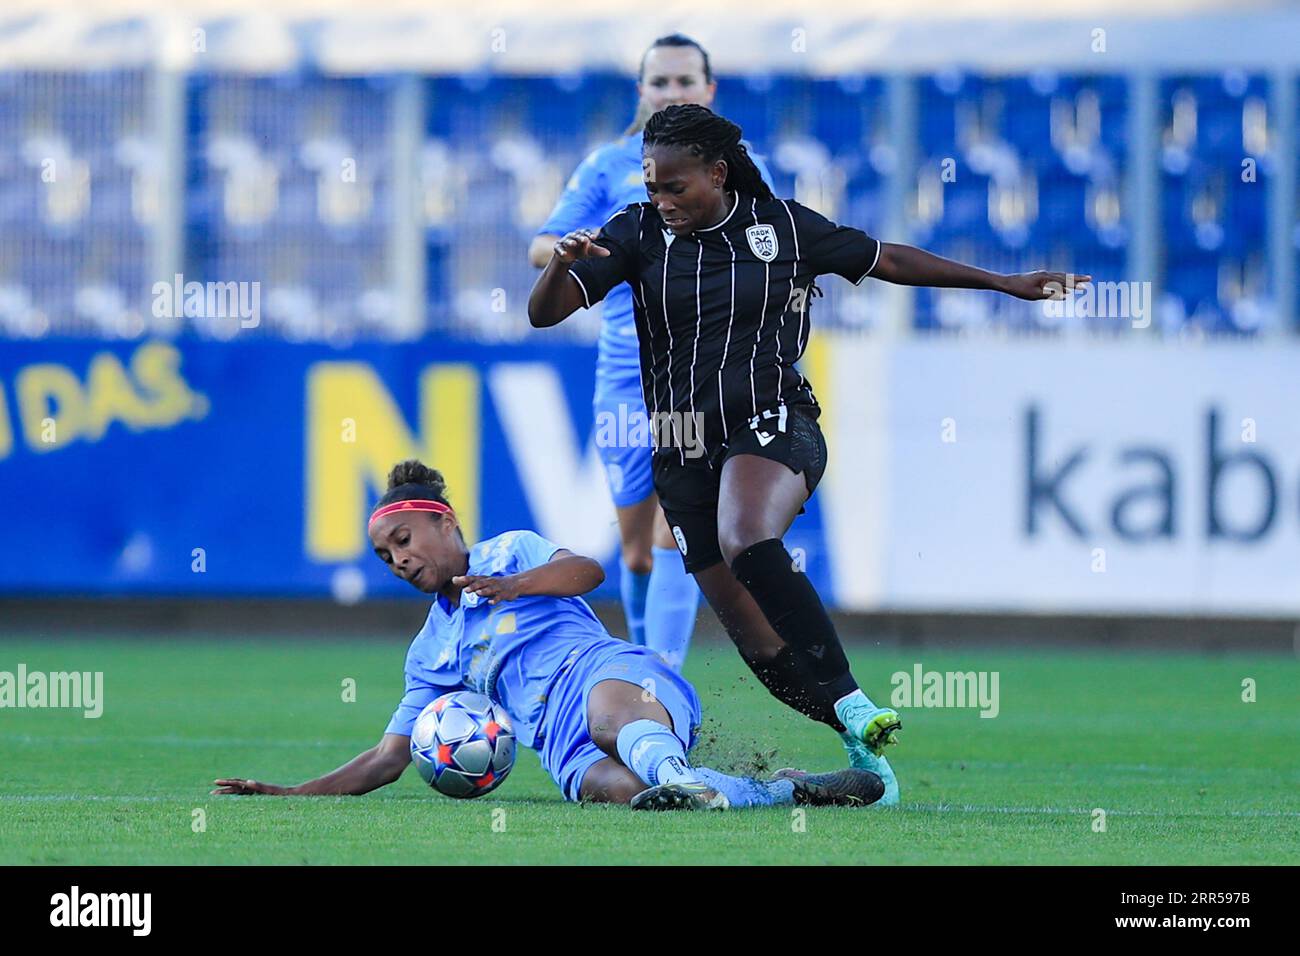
[410,692,516,798]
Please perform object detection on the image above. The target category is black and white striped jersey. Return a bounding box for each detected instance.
[568,191,882,466]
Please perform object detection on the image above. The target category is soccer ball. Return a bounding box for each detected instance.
[410,691,516,798]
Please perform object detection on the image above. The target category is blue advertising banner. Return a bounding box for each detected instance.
[0,338,835,604]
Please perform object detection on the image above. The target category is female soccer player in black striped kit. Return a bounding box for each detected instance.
[529,104,1090,804]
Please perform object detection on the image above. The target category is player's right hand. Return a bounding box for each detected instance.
[553,229,611,264]
[211,777,290,795]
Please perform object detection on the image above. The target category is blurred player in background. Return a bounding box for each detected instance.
[529,104,1092,806]
[213,460,885,810]
[529,35,772,673]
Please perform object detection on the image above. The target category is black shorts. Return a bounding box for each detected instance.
[652,403,828,573]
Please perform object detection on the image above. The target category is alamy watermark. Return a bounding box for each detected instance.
[152,273,261,329]
[0,664,103,718]
[890,663,999,718]
[594,402,704,459]
[1042,277,1152,329]
[50,886,150,936]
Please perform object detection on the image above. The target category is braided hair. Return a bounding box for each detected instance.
[642,104,774,203]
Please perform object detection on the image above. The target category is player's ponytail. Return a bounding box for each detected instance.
[643,104,774,203]
[623,97,657,137]
[377,459,451,509]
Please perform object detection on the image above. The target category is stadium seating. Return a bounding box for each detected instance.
[0,69,1292,340]
[910,71,1133,332]
[1158,73,1275,335]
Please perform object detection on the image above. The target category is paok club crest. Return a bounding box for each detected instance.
[745,223,779,262]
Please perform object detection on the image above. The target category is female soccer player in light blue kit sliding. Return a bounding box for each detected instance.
[212,460,883,810]
[529,35,773,672]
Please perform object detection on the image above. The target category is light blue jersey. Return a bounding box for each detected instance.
[385,529,622,748]
[539,132,776,396]
[384,528,704,801]
[539,135,646,395]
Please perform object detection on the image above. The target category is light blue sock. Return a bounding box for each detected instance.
[693,766,796,808]
[834,688,879,715]
[645,546,700,670]
[619,560,651,646]
[615,719,698,787]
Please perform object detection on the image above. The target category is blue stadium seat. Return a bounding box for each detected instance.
[0,67,1286,340]
[1158,73,1273,330]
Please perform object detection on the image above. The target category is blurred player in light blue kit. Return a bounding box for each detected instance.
[213,459,884,810]
[529,35,773,672]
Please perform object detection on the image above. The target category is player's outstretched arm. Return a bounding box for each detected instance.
[452,550,605,605]
[528,229,609,327]
[212,733,411,796]
[870,241,1091,301]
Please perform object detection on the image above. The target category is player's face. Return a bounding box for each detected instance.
[638,46,715,112]
[643,144,727,235]
[369,512,462,594]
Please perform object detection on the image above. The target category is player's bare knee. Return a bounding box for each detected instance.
[718,523,769,567]
[579,756,647,805]
[599,769,647,804]
[620,544,653,575]
[587,712,621,755]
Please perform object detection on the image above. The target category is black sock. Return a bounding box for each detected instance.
[731,538,859,702]
[743,646,845,731]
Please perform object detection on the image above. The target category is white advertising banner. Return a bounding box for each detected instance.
[815,337,1300,616]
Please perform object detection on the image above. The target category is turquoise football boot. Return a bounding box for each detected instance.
[840,732,900,808]
[835,695,901,756]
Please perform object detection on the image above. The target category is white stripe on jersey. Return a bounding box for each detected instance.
[688,241,704,464]
[660,238,681,464]
[568,270,593,310]
[779,199,811,396]
[854,238,884,284]
[717,230,738,445]
[632,209,661,453]
[748,197,769,417]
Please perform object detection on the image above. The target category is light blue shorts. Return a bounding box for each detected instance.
[592,386,655,509]
[536,642,702,802]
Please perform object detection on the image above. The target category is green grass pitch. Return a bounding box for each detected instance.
[2,635,1298,865]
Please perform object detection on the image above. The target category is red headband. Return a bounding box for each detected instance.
[368,499,454,529]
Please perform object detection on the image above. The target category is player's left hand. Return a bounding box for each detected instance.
[452,573,522,605]
[211,777,290,795]
[1001,271,1091,301]
[553,228,611,264]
